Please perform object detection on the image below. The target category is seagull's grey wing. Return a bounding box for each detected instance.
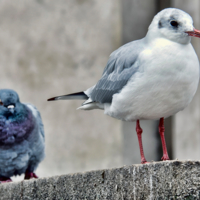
[89,39,145,103]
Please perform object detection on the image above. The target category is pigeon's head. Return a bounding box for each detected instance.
[0,89,21,117]
[147,8,200,44]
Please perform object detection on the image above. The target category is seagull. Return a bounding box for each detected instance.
[0,89,45,183]
[48,8,200,164]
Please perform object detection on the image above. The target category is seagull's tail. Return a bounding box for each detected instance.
[47,92,88,101]
[48,91,103,111]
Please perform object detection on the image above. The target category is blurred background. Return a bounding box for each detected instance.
[0,0,199,179]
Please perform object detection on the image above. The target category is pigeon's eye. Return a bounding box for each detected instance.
[170,21,179,27]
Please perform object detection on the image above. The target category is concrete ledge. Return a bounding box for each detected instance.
[1,160,200,199]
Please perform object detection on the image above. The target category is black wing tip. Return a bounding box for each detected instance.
[71,91,87,97]
[47,92,88,101]
[47,97,58,101]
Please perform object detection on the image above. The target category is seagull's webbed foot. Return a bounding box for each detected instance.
[141,160,150,164]
[161,154,170,161]
[0,177,12,183]
[24,170,38,180]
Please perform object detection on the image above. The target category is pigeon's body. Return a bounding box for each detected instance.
[48,8,200,163]
[0,90,45,181]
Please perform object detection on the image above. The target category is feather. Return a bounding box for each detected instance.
[48,91,88,101]
[88,39,145,103]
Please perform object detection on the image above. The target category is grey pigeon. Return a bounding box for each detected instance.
[0,89,45,183]
[48,8,200,164]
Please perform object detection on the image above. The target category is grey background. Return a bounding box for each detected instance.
[0,0,199,180]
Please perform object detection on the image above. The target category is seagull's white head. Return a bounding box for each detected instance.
[147,8,200,44]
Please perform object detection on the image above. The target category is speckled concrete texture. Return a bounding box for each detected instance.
[1,160,200,199]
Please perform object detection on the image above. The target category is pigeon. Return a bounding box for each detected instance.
[48,8,200,164]
[0,89,45,183]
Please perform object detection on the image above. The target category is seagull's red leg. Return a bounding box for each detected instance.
[0,176,12,183]
[159,117,170,161]
[24,170,38,180]
[136,120,148,164]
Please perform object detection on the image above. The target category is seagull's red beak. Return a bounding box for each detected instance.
[186,28,200,38]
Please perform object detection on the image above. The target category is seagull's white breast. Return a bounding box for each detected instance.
[104,38,199,121]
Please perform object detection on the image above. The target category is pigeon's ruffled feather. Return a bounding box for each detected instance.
[0,101,45,178]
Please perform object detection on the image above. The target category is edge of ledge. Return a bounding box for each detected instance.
[1,160,200,200]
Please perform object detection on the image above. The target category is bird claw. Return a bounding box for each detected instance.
[24,172,38,180]
[0,178,12,183]
[142,161,150,164]
[141,159,150,164]
[161,155,170,161]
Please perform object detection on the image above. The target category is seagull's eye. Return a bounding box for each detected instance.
[170,21,179,27]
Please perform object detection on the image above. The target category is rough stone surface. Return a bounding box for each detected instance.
[1,161,200,199]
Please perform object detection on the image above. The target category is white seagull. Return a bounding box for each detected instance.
[48,8,200,164]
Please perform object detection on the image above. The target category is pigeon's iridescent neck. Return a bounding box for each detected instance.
[0,107,35,145]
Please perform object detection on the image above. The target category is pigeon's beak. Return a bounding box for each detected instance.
[7,105,15,114]
[186,28,200,38]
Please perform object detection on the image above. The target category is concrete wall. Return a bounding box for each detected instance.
[121,0,174,165]
[171,0,200,160]
[121,0,160,165]
[122,0,200,164]
[0,0,122,178]
[1,161,200,199]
